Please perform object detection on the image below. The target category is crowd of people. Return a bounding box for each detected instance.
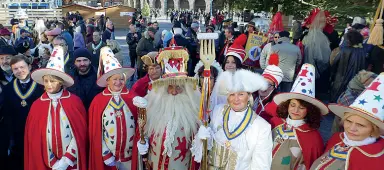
[0,6,383,170]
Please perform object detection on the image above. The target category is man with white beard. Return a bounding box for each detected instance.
[0,39,17,85]
[133,47,201,170]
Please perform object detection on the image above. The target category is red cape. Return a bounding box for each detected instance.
[325,132,384,170]
[24,90,88,170]
[88,88,139,170]
[270,117,324,170]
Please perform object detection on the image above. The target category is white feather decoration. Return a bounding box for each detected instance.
[216,69,268,95]
[197,33,219,40]
[133,96,148,108]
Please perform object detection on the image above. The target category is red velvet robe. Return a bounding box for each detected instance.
[24,90,88,170]
[323,132,384,170]
[130,74,151,98]
[88,88,139,170]
[265,102,324,170]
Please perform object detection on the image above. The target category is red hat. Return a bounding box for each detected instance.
[302,8,337,34]
[45,28,62,36]
[0,28,11,36]
[226,34,247,63]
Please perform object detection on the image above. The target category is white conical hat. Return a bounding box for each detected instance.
[273,63,328,115]
[96,46,135,87]
[329,73,384,134]
[31,46,74,87]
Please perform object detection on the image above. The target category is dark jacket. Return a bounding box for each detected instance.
[67,66,103,110]
[330,47,368,102]
[136,34,155,57]
[102,28,113,43]
[126,30,141,51]
[0,68,14,86]
[368,45,384,74]
[1,79,44,151]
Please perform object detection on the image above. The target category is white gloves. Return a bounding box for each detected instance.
[197,125,212,140]
[52,157,70,170]
[137,138,149,155]
[190,125,213,163]
[104,156,116,166]
[133,96,148,108]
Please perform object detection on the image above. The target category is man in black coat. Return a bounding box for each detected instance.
[136,27,156,79]
[126,24,142,69]
[67,48,103,110]
[2,55,44,170]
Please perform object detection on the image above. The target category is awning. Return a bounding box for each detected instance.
[9,3,19,7]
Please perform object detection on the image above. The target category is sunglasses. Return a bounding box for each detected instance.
[274,36,280,39]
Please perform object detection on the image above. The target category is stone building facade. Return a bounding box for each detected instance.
[125,0,223,14]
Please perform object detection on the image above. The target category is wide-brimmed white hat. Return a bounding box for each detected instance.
[97,47,135,87]
[273,63,328,115]
[31,46,74,87]
[329,73,384,134]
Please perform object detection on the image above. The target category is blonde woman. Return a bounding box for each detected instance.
[24,46,87,170]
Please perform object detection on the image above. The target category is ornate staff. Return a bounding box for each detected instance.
[197,33,219,170]
[133,96,151,170]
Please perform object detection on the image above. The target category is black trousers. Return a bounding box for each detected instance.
[129,50,137,68]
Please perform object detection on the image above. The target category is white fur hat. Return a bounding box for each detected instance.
[216,69,268,95]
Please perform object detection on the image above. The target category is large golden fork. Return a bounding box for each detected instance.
[200,39,216,70]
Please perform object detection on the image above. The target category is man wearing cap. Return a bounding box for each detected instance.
[45,27,62,44]
[1,55,44,170]
[67,48,103,110]
[270,31,302,92]
[135,47,201,170]
[245,21,257,37]
[136,27,157,79]
[129,52,161,98]
[14,29,34,48]
[0,28,13,45]
[0,41,15,167]
[0,39,17,85]
[185,22,199,75]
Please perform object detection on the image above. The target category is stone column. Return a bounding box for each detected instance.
[149,0,155,8]
[161,0,166,15]
[205,0,211,14]
[188,0,195,10]
[174,0,180,10]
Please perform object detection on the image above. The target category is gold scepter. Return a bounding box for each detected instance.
[197,33,219,170]
[133,96,151,170]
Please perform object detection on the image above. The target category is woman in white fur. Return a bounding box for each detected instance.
[191,69,273,170]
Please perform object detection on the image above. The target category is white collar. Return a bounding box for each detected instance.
[19,77,30,84]
[47,89,63,101]
[108,87,122,96]
[286,117,305,128]
[230,107,248,116]
[343,132,377,147]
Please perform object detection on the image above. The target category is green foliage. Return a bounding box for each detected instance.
[142,1,150,17]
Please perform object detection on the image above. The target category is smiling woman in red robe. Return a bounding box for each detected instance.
[24,46,87,170]
[88,47,139,170]
[310,73,384,170]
